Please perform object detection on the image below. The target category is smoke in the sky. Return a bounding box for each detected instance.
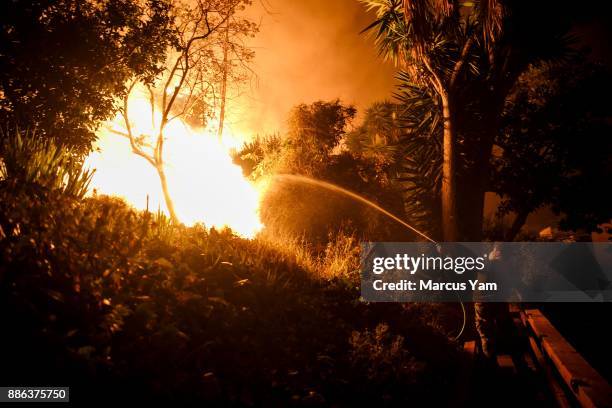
[229,0,397,139]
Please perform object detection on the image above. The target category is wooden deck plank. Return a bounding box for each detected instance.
[497,354,517,375]
[525,309,612,408]
[528,336,572,408]
[523,351,538,373]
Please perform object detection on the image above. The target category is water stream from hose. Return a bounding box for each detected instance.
[272,174,437,243]
[271,173,466,341]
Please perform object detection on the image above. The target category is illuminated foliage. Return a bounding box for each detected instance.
[1,128,94,198]
[236,101,408,243]
[0,0,176,155]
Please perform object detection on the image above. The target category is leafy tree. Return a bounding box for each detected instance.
[212,2,258,140]
[349,58,612,241]
[0,0,175,155]
[345,101,401,164]
[236,100,407,243]
[362,0,572,240]
[114,0,254,222]
[494,59,612,239]
[284,100,356,176]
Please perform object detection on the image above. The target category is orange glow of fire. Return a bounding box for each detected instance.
[85,87,263,238]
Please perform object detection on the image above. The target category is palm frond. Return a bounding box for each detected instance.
[476,0,505,49]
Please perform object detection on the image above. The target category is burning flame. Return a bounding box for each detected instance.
[85,87,263,238]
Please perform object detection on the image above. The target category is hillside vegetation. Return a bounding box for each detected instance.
[0,178,461,405]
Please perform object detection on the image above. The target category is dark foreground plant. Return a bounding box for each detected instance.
[0,129,94,198]
[0,185,460,406]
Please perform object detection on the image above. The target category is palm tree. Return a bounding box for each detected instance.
[345,98,441,238]
[361,0,571,240]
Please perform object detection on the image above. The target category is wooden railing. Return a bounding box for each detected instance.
[520,309,611,408]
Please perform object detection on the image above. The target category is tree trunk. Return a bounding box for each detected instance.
[460,138,494,242]
[217,23,230,142]
[506,209,530,241]
[441,94,459,241]
[156,164,178,223]
[460,170,486,242]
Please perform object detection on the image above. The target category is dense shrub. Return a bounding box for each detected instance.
[235,101,409,244]
[1,129,94,198]
[0,185,461,405]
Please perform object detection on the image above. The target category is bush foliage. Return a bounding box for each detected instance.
[0,183,460,405]
[236,101,410,244]
[1,129,94,198]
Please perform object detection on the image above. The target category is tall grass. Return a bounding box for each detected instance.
[259,229,360,283]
